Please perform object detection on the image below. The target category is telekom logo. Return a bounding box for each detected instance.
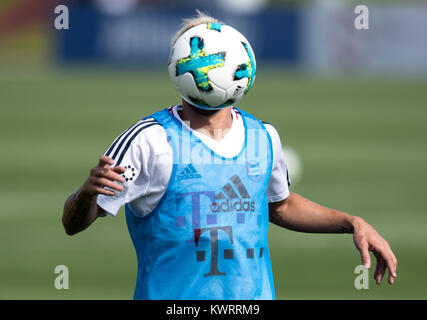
[194,226,234,277]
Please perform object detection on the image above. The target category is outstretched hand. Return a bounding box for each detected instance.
[352,218,398,285]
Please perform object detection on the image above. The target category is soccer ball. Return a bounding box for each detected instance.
[168,22,256,110]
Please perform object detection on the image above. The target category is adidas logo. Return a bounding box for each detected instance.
[178,164,202,180]
[210,174,255,213]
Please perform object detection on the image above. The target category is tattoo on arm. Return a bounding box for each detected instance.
[63,191,93,229]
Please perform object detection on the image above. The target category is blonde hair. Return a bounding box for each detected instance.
[171,10,221,48]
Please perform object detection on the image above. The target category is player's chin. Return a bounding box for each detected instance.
[189,103,222,116]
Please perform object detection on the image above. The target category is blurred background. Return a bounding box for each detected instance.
[0,0,426,299]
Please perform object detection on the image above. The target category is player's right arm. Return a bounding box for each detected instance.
[62,156,126,236]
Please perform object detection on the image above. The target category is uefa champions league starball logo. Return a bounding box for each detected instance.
[110,164,136,200]
[122,165,136,182]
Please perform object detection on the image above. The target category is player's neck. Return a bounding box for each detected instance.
[179,100,233,141]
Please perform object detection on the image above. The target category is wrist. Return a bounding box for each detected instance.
[346,215,365,233]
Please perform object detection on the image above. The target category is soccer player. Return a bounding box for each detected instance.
[62,12,397,300]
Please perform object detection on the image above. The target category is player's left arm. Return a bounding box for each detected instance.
[269,192,398,285]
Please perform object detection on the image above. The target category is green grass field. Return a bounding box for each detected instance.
[0,68,426,299]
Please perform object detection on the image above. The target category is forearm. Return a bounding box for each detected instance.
[269,192,361,234]
[62,188,99,235]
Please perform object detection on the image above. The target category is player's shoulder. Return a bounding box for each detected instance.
[260,120,276,133]
[234,107,279,137]
[105,116,168,165]
[261,120,282,144]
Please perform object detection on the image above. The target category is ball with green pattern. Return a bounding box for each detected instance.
[168,22,256,110]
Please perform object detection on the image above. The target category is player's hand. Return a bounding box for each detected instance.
[81,155,126,197]
[352,217,398,285]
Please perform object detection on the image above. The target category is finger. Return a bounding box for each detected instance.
[388,245,397,263]
[388,272,394,284]
[91,167,126,184]
[91,177,124,192]
[383,254,397,284]
[391,253,398,283]
[91,166,109,178]
[378,245,397,279]
[388,269,396,285]
[376,256,387,285]
[103,170,126,183]
[94,186,115,196]
[358,241,371,269]
[388,248,398,283]
[373,253,381,281]
[98,155,114,167]
[387,245,398,274]
[112,166,127,174]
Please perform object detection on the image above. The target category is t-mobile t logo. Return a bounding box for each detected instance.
[194,226,233,277]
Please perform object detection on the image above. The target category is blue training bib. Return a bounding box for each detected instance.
[125,107,274,300]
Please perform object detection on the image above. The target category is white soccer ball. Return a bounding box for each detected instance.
[168,22,256,110]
